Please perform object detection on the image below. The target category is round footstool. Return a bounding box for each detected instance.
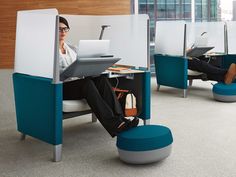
[213,83,236,102]
[116,125,173,164]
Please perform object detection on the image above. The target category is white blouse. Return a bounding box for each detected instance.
[59,43,77,73]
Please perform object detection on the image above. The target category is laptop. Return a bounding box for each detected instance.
[78,40,110,58]
[60,57,120,81]
[187,46,214,58]
[60,39,117,81]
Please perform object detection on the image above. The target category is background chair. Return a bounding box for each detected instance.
[154,54,205,97]
[154,21,190,97]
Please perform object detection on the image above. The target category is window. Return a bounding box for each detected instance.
[138,0,219,40]
[137,0,220,71]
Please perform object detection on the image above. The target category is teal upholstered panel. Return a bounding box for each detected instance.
[13,73,62,145]
[213,83,236,95]
[154,54,188,89]
[117,125,173,151]
[139,71,151,120]
[222,54,236,69]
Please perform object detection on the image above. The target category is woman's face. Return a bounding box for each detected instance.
[59,23,69,41]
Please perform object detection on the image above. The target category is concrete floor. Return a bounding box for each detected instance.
[1,69,236,177]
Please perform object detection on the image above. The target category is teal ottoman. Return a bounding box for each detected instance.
[116,125,173,164]
[213,83,236,102]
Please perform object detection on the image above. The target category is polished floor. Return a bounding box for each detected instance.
[0,69,236,177]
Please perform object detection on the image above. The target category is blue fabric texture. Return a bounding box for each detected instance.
[13,73,63,145]
[222,54,236,69]
[154,54,188,89]
[117,125,173,151]
[139,71,151,120]
[213,83,236,95]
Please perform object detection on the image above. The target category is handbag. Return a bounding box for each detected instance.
[113,87,138,117]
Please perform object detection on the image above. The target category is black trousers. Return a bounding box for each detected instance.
[188,58,227,82]
[63,76,125,137]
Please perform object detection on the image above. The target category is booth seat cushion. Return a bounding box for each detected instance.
[213,83,236,102]
[188,69,203,76]
[63,99,91,112]
[116,125,173,164]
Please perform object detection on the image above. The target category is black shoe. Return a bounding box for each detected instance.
[112,121,129,136]
[112,118,139,136]
[128,117,139,128]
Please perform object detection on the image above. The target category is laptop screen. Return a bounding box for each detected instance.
[77,40,110,58]
[60,57,120,81]
[187,46,214,57]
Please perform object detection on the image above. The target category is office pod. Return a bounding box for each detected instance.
[154,21,226,97]
[13,9,151,162]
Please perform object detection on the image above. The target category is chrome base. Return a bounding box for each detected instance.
[183,89,187,98]
[92,113,97,122]
[213,93,236,102]
[53,144,62,162]
[189,80,193,87]
[20,133,26,140]
[143,119,150,125]
[157,84,160,91]
[118,144,172,164]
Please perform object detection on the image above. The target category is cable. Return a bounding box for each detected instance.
[115,77,119,89]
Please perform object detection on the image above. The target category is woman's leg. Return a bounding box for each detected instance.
[188,59,227,82]
[81,78,125,136]
[63,78,137,137]
[93,76,124,117]
[63,79,86,100]
[93,76,139,126]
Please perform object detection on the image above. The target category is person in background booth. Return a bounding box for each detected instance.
[59,16,139,137]
[187,56,236,84]
[186,34,236,84]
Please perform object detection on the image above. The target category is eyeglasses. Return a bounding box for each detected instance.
[59,27,70,32]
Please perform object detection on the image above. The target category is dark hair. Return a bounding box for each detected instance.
[59,16,70,29]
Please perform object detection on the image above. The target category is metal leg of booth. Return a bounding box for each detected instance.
[183,89,187,98]
[143,119,150,125]
[92,113,98,123]
[157,84,160,91]
[189,80,193,87]
[53,144,62,162]
[20,133,26,140]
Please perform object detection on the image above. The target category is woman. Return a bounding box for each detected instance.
[59,16,139,137]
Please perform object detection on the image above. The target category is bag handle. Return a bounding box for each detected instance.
[112,87,129,100]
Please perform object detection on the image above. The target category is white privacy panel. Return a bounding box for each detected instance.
[14,9,58,78]
[186,22,208,48]
[155,21,186,56]
[226,21,236,54]
[61,14,149,68]
[186,22,225,53]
